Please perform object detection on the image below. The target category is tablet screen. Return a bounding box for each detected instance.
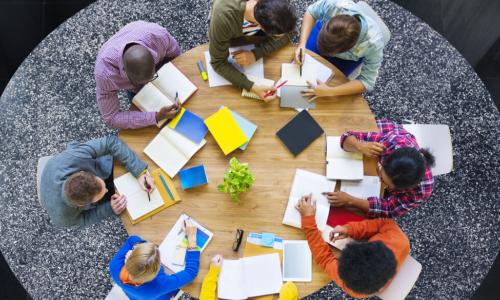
[283,240,312,282]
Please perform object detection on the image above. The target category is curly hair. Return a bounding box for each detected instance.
[382,147,435,189]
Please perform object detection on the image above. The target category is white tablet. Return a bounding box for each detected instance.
[282,240,312,282]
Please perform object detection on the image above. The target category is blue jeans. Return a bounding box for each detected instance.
[306,20,363,76]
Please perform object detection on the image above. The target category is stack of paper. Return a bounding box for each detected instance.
[144,126,206,177]
[326,136,363,180]
[204,45,265,88]
[218,253,283,299]
[168,108,208,144]
[205,107,249,155]
[282,169,336,231]
[218,106,257,150]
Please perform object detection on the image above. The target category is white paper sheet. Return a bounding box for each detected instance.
[326,136,363,180]
[340,176,381,199]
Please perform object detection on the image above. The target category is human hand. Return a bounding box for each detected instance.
[295,194,316,217]
[210,254,223,267]
[251,84,277,102]
[156,103,180,122]
[322,191,352,207]
[138,172,155,193]
[184,219,198,247]
[231,50,256,66]
[357,141,385,158]
[301,80,332,102]
[294,45,307,65]
[329,225,348,242]
[110,194,127,215]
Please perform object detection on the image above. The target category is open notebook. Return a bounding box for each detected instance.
[283,169,336,231]
[340,176,381,199]
[132,62,197,127]
[113,169,181,224]
[144,126,206,177]
[326,136,363,180]
[277,54,333,91]
[218,253,282,300]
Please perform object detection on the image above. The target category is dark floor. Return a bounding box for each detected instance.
[0,0,498,299]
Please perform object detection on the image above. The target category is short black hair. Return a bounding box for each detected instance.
[338,241,397,294]
[254,0,297,35]
[382,147,436,189]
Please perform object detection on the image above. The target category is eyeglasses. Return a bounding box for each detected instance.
[232,229,244,252]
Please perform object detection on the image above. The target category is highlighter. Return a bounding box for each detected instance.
[197,60,208,81]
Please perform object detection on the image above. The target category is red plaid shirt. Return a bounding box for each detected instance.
[340,119,433,218]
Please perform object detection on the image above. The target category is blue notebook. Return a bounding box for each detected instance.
[170,109,208,144]
[179,165,208,190]
[219,106,257,150]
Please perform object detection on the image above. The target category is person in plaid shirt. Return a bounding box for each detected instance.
[323,119,435,218]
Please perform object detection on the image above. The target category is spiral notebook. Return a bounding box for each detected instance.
[242,75,275,100]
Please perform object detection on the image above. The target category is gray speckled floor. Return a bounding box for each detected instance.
[0,0,499,299]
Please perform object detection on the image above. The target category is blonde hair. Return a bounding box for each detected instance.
[125,242,161,283]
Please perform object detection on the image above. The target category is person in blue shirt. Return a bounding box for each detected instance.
[295,0,387,98]
[109,220,200,300]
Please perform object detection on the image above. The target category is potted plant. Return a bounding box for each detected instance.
[217,157,255,203]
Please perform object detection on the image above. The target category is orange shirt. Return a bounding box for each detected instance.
[301,216,410,298]
[119,267,141,287]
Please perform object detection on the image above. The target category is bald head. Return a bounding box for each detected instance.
[123,44,155,85]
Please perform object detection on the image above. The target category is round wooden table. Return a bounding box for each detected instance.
[115,43,378,298]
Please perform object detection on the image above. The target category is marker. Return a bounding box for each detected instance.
[144,176,151,202]
[299,48,303,76]
[197,60,208,81]
[264,80,288,97]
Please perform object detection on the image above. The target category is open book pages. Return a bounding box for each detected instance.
[114,172,164,221]
[204,44,264,87]
[132,62,196,112]
[144,126,206,177]
[159,213,213,273]
[321,225,355,250]
[326,136,363,180]
[242,75,275,99]
[340,176,381,199]
[218,253,282,299]
[282,169,336,231]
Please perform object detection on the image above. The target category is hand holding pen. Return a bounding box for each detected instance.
[139,172,155,201]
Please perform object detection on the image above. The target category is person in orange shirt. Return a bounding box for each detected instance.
[295,194,410,298]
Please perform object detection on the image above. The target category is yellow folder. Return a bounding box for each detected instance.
[204,107,248,155]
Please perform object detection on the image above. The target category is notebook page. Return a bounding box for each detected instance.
[133,83,173,112]
[326,136,362,160]
[340,176,381,199]
[289,169,336,208]
[283,196,329,230]
[326,157,364,180]
[242,253,282,298]
[144,131,187,177]
[154,63,196,103]
[303,54,333,83]
[321,225,355,250]
[218,259,246,300]
[114,173,164,221]
[161,126,206,159]
[281,63,317,86]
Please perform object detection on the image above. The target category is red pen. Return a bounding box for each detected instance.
[264,80,288,97]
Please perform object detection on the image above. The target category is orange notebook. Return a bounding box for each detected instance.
[114,169,181,225]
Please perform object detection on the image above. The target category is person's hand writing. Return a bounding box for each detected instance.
[156,103,180,122]
[110,194,127,215]
[231,50,256,66]
[322,191,353,207]
[329,225,348,242]
[251,84,277,102]
[295,194,316,217]
[294,45,307,65]
[184,219,198,249]
[210,254,223,267]
[357,141,385,157]
[138,172,155,192]
[301,80,332,102]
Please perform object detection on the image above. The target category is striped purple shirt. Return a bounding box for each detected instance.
[94,21,181,129]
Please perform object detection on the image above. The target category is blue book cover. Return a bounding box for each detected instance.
[179,165,208,190]
[175,110,208,144]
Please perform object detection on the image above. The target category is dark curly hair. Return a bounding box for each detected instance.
[254,0,297,35]
[382,147,435,189]
[338,241,397,294]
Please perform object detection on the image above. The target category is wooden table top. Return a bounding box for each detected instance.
[115,43,378,298]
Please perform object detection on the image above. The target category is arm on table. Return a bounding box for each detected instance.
[199,265,221,300]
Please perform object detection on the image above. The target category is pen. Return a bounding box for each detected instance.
[299,48,303,76]
[264,80,288,97]
[175,91,180,106]
[197,60,208,81]
[144,176,151,202]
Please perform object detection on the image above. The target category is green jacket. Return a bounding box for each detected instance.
[208,0,293,91]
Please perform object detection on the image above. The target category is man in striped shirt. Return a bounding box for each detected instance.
[95,21,181,129]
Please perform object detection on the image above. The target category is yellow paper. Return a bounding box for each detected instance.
[167,107,186,129]
[204,107,248,155]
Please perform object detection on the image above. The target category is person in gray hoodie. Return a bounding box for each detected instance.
[40,135,154,228]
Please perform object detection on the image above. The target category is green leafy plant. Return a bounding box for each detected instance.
[217,157,255,202]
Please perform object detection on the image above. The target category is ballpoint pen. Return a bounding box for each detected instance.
[299,48,303,76]
[264,80,288,97]
[144,176,151,202]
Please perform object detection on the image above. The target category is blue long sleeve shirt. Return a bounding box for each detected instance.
[109,236,200,300]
